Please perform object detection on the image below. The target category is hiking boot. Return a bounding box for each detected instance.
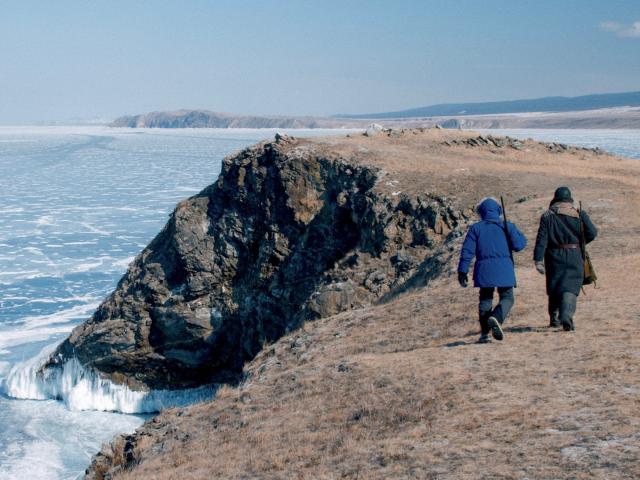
[562,319,575,331]
[549,313,560,328]
[487,316,504,341]
[477,334,491,344]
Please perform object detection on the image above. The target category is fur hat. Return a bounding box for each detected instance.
[552,186,573,204]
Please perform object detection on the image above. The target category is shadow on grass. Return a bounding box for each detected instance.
[445,340,474,348]
[503,325,548,334]
[443,340,504,347]
[443,324,550,348]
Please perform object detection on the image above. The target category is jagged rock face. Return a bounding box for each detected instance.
[46,137,466,390]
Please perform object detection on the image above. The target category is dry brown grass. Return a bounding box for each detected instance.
[108,129,640,480]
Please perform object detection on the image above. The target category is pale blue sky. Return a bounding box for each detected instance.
[1,0,639,123]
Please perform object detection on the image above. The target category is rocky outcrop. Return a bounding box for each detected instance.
[364,123,387,137]
[443,134,526,150]
[42,134,466,391]
[442,134,605,154]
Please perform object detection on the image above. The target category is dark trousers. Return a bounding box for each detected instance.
[479,287,514,335]
[548,291,577,328]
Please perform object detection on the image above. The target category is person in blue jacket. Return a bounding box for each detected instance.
[457,197,527,343]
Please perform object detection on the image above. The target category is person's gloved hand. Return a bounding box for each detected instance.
[458,272,468,288]
[535,261,545,275]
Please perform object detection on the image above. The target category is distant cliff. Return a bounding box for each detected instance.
[110,110,366,129]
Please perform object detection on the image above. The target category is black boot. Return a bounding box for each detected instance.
[488,316,504,341]
[478,317,491,343]
[560,292,577,331]
[477,333,491,344]
[549,312,560,328]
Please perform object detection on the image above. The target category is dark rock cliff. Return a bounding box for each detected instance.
[44,134,466,391]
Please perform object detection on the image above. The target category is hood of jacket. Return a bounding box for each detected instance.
[477,197,502,221]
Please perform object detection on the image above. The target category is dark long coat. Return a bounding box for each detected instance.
[533,205,597,295]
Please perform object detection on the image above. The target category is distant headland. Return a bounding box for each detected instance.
[111,91,640,129]
[109,110,366,129]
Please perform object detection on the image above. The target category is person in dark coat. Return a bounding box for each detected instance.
[533,187,597,331]
[458,197,527,343]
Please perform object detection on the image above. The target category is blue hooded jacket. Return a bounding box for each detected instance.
[458,198,527,288]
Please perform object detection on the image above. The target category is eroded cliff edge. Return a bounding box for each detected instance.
[43,133,466,391]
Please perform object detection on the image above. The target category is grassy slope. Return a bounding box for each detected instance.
[109,130,640,479]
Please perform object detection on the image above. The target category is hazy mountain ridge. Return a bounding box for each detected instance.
[336,90,640,119]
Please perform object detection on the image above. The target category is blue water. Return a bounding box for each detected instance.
[0,126,638,479]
